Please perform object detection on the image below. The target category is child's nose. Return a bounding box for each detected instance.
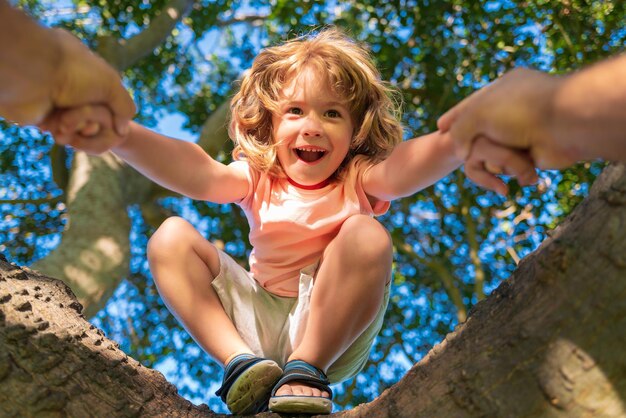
[302,115,323,137]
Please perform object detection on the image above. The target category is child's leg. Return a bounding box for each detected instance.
[276,215,393,398]
[147,216,253,365]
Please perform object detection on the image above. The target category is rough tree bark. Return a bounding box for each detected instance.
[1,163,625,417]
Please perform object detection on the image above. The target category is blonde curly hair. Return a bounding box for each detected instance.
[230,27,403,179]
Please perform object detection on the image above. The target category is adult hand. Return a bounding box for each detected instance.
[43,29,135,137]
[463,135,538,196]
[41,104,129,155]
[437,68,578,170]
[0,2,135,136]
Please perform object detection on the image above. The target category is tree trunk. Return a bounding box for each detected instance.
[31,153,147,318]
[2,164,625,417]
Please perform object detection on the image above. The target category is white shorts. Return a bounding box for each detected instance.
[211,248,390,383]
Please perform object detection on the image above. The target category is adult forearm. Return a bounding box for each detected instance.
[0,0,59,120]
[553,54,626,162]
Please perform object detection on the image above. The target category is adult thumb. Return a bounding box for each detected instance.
[437,104,459,133]
[109,87,135,136]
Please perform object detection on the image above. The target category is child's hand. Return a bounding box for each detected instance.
[39,104,129,155]
[463,136,539,196]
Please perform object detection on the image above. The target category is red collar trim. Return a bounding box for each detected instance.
[287,177,331,190]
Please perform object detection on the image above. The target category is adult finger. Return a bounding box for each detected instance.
[469,137,539,189]
[112,115,131,137]
[103,73,135,137]
[66,130,118,155]
[80,120,101,137]
[67,137,111,155]
[57,105,111,135]
[38,114,57,137]
[38,110,73,145]
[437,103,459,133]
[438,104,477,161]
[485,144,538,186]
[107,87,134,137]
[465,159,508,196]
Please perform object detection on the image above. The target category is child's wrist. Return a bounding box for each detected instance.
[111,121,136,153]
[439,130,464,165]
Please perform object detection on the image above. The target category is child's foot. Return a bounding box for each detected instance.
[269,360,333,415]
[215,353,282,415]
[273,382,331,400]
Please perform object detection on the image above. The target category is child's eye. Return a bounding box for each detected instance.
[287,107,303,115]
[325,109,341,118]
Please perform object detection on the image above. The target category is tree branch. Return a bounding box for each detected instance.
[0,255,216,417]
[97,0,195,70]
[216,14,268,27]
[198,100,231,157]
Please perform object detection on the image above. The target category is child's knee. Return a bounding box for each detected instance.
[338,215,392,263]
[148,216,221,278]
[147,216,195,260]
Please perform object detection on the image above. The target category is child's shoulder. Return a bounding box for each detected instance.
[336,154,379,186]
[347,154,378,173]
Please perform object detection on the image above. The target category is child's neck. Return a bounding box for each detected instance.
[287,176,330,190]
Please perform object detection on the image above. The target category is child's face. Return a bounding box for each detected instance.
[272,67,354,186]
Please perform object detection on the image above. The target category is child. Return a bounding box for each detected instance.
[45,28,536,415]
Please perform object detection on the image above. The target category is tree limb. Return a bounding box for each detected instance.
[98,0,195,70]
[198,100,231,157]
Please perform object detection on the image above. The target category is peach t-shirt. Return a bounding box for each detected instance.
[230,155,390,297]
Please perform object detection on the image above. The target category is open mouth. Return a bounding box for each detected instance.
[294,147,327,163]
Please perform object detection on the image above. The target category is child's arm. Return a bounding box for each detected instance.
[113,123,248,203]
[363,131,538,199]
[45,105,248,203]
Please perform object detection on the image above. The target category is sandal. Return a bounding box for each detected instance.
[215,353,282,415]
[268,360,333,415]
